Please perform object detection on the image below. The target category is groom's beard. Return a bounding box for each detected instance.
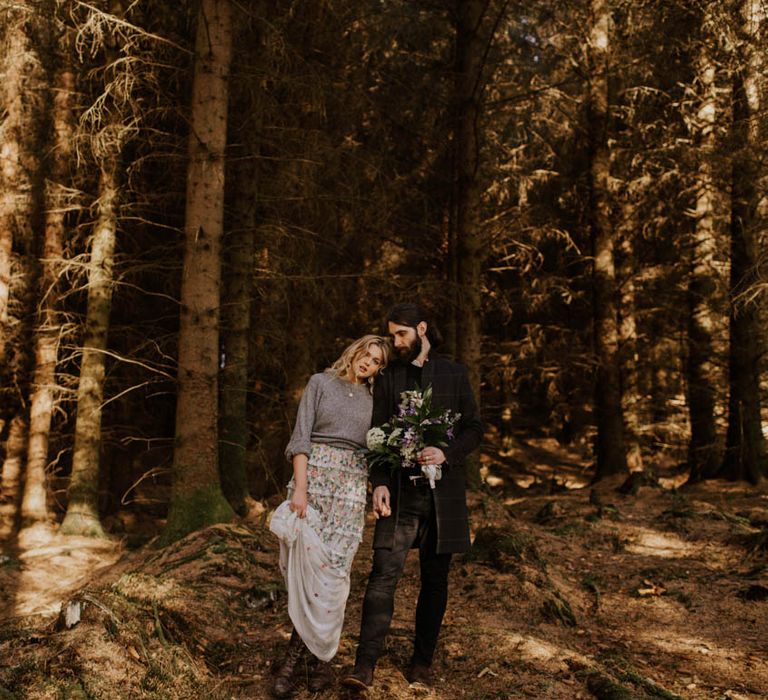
[396,335,422,363]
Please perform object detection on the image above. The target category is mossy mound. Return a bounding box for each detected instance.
[464,525,542,573]
[0,524,282,699]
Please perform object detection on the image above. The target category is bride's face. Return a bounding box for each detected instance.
[352,344,384,381]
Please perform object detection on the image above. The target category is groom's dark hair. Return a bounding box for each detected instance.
[386,303,444,349]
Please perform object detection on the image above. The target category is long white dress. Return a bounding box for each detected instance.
[270,373,372,660]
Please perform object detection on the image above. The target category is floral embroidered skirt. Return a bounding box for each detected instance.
[287,443,368,572]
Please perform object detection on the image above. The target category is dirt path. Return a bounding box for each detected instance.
[1,447,767,699]
[326,478,768,700]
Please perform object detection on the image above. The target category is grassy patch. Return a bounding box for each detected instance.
[464,526,542,572]
[0,657,39,694]
[540,590,577,626]
[582,575,602,610]
[0,556,21,571]
[594,651,685,700]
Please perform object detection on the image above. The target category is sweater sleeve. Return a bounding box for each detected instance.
[284,374,322,461]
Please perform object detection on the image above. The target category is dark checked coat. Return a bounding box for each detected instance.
[369,354,483,554]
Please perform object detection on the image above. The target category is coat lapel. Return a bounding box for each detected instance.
[421,354,435,392]
[392,363,409,407]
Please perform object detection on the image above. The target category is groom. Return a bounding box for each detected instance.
[342,303,483,689]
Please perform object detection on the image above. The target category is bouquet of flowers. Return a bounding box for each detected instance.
[364,385,460,489]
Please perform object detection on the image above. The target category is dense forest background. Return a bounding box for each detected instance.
[1,0,767,547]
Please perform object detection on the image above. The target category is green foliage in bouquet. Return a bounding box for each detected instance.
[364,385,460,474]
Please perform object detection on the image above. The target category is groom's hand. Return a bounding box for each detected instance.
[418,447,446,466]
[373,486,391,519]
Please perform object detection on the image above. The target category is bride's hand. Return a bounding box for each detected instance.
[290,488,308,518]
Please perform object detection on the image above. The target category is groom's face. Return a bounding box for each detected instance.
[388,322,422,363]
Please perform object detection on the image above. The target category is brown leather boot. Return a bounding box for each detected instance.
[307,657,334,693]
[341,662,374,690]
[405,662,432,686]
[271,630,306,699]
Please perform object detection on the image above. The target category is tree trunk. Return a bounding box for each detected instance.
[721,209,765,483]
[617,211,643,472]
[162,0,235,545]
[219,160,255,515]
[0,0,47,368]
[60,164,118,537]
[0,417,27,541]
[0,1,49,531]
[718,0,767,484]
[21,29,75,527]
[588,0,627,479]
[648,319,673,451]
[685,36,728,484]
[443,204,458,359]
[453,0,485,400]
[451,0,489,490]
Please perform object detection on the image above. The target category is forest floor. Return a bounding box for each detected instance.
[1,435,767,700]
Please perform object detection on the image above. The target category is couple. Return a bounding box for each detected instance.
[269,302,482,697]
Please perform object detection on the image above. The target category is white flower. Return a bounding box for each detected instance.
[386,428,403,446]
[399,389,424,410]
[402,444,418,464]
[366,427,387,450]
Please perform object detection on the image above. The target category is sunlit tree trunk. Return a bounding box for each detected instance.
[0,417,27,540]
[0,1,49,531]
[0,12,28,367]
[60,163,118,537]
[21,29,75,527]
[162,0,235,544]
[0,0,46,370]
[685,32,728,484]
[588,0,627,479]
[718,0,767,484]
[617,209,643,472]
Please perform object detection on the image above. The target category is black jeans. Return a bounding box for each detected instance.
[356,477,452,668]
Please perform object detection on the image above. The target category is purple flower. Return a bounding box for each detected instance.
[366,385,460,474]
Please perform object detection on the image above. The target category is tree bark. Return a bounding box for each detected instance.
[162,0,235,544]
[685,33,728,484]
[451,0,491,490]
[219,160,256,515]
[21,28,76,527]
[617,210,643,472]
[0,1,49,531]
[0,416,27,540]
[0,1,46,369]
[60,163,118,537]
[453,0,486,400]
[588,0,627,479]
[718,0,767,484]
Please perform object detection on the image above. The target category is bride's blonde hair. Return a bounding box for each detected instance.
[327,335,390,389]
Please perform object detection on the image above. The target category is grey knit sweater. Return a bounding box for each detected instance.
[284,372,373,460]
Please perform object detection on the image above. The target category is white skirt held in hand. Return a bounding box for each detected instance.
[269,501,351,661]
